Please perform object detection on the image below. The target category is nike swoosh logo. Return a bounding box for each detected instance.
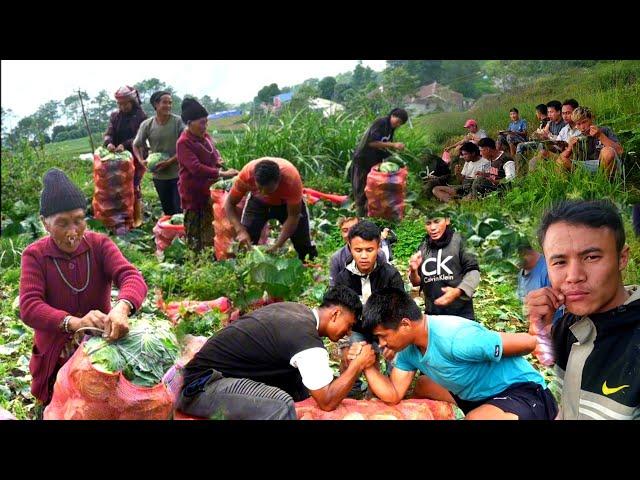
[602,381,630,396]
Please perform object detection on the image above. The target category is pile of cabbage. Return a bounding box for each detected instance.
[94,146,133,162]
[379,161,400,174]
[169,213,184,225]
[83,316,179,387]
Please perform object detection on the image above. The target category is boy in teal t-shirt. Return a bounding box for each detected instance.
[349,288,558,419]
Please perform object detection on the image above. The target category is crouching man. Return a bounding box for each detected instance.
[178,285,376,419]
[350,288,558,419]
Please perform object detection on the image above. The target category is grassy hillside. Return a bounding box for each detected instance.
[416,60,640,156]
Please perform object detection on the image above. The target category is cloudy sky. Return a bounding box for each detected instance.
[1,60,387,126]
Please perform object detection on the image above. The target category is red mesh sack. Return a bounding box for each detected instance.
[302,187,348,206]
[295,397,456,420]
[92,153,135,232]
[157,295,232,325]
[211,189,269,260]
[364,163,408,221]
[43,341,173,420]
[153,215,186,255]
[162,335,208,406]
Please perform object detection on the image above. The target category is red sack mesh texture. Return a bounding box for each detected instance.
[92,154,135,232]
[153,215,186,255]
[43,341,174,420]
[365,164,408,222]
[295,397,456,420]
[157,295,232,325]
[211,189,269,260]
[163,335,208,407]
[302,187,348,206]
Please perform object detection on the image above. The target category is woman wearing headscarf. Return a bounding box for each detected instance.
[133,91,184,216]
[176,98,238,254]
[103,86,148,227]
[19,169,148,406]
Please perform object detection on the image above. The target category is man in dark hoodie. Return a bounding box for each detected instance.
[329,216,386,287]
[352,108,408,216]
[525,200,639,420]
[409,209,480,320]
[334,220,405,392]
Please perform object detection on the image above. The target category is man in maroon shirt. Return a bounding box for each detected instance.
[19,169,148,406]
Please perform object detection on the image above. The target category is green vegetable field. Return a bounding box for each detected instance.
[1,61,639,419]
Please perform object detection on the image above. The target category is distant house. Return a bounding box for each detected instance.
[273,92,293,109]
[403,82,465,115]
[207,109,243,120]
[308,97,345,117]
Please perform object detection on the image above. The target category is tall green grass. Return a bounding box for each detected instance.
[215,107,432,184]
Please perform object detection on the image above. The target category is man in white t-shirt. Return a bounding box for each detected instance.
[468,137,517,199]
[433,142,489,203]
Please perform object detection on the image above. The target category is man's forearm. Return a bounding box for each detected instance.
[368,141,395,150]
[224,200,244,232]
[317,361,366,411]
[500,332,537,357]
[274,214,300,248]
[363,366,402,404]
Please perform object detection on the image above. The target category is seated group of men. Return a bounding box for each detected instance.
[422,100,624,203]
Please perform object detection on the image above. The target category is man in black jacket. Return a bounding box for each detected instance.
[334,220,405,392]
[352,108,408,216]
[525,200,639,420]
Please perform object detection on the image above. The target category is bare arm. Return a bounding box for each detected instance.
[224,192,245,235]
[368,141,402,151]
[309,345,375,411]
[499,332,537,357]
[273,202,302,249]
[362,365,415,404]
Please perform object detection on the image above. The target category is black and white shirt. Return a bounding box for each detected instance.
[183,302,334,401]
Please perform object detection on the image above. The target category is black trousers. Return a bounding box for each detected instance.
[153,177,181,216]
[352,158,377,217]
[241,195,317,261]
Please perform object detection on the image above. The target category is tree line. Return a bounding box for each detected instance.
[2,60,605,149]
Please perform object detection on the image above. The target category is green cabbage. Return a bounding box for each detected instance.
[169,213,184,225]
[379,161,400,174]
[100,150,132,162]
[147,152,169,173]
[84,336,126,374]
[94,146,110,158]
[83,316,179,387]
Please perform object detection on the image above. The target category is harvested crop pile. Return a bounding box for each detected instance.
[295,397,456,420]
[365,163,408,221]
[153,215,186,255]
[92,148,135,231]
[44,317,179,420]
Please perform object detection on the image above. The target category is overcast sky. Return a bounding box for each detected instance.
[1,60,387,127]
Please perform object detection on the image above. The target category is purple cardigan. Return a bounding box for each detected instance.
[19,231,148,404]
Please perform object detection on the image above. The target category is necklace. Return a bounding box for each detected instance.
[53,251,91,293]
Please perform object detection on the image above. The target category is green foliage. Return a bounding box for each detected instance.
[84,316,179,387]
[236,246,306,302]
[175,308,226,339]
